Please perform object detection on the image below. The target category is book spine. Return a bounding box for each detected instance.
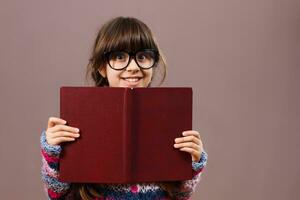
[123,88,133,182]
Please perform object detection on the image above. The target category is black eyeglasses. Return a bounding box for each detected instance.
[103,49,159,70]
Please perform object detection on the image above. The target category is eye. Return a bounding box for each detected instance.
[110,52,127,61]
[137,54,146,60]
[137,51,154,62]
[116,53,125,60]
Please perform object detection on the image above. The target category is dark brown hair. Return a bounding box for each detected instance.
[85,16,167,87]
[80,16,177,199]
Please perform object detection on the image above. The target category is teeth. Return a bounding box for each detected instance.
[124,78,140,82]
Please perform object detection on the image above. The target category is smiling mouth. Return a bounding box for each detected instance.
[121,77,142,83]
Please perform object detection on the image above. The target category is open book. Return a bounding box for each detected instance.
[59,87,193,183]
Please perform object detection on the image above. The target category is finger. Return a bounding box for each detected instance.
[47,117,67,129]
[182,130,201,139]
[52,137,76,144]
[180,147,203,162]
[174,135,201,145]
[51,124,80,133]
[174,142,200,150]
[50,131,80,139]
[179,147,200,157]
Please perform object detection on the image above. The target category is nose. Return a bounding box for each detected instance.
[126,57,140,72]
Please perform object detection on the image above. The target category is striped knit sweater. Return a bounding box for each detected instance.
[40,130,208,200]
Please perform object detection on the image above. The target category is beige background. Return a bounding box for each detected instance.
[0,0,299,199]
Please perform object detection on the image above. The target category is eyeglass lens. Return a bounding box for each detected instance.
[108,50,156,70]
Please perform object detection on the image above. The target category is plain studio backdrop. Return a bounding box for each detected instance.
[0,0,299,199]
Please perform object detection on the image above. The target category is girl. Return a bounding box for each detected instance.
[41,16,208,200]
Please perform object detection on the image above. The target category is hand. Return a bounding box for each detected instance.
[45,117,80,146]
[174,130,203,162]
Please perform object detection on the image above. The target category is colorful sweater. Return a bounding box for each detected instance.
[40,130,208,200]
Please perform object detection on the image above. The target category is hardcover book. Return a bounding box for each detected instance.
[59,87,193,183]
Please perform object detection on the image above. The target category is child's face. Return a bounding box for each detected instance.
[99,59,153,88]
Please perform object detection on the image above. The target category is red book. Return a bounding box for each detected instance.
[59,87,193,183]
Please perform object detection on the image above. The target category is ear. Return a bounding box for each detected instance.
[98,67,107,78]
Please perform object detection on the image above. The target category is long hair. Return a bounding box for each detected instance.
[81,16,175,199]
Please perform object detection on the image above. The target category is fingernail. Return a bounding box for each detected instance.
[75,128,80,132]
[75,134,80,137]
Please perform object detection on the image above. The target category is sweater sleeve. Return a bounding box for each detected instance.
[40,130,71,199]
[167,150,208,200]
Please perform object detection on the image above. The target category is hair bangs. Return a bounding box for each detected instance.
[104,18,158,52]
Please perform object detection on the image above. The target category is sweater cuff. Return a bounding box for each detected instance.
[40,130,62,157]
[192,150,208,171]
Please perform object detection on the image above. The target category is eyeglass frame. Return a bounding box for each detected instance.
[103,49,160,71]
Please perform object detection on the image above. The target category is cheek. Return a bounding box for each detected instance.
[106,69,122,86]
[143,70,153,87]
[146,69,153,79]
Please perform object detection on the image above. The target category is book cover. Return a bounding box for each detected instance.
[59,87,193,183]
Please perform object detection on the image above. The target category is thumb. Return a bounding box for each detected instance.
[47,117,67,129]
